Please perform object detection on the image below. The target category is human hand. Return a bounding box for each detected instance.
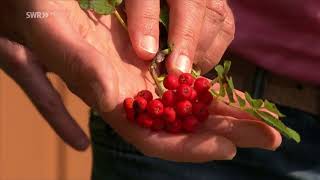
[126,0,234,74]
[0,0,280,162]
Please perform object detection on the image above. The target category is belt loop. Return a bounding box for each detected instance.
[251,68,266,99]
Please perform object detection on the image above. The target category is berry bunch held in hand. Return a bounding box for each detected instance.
[123,73,212,134]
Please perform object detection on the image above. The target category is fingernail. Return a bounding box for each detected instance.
[140,35,157,54]
[175,55,192,73]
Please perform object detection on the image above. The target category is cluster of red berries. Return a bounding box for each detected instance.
[123,73,213,133]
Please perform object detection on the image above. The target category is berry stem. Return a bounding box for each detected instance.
[150,61,166,96]
[114,9,127,31]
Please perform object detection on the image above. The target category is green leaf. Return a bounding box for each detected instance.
[252,99,264,109]
[219,81,225,97]
[256,110,301,143]
[160,4,169,30]
[223,61,231,75]
[225,85,235,103]
[79,0,90,9]
[90,0,115,15]
[215,65,224,79]
[226,77,234,90]
[264,100,286,117]
[244,108,260,119]
[236,93,246,107]
[244,92,254,106]
[112,0,123,6]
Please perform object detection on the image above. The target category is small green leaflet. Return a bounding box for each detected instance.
[256,110,301,143]
[223,60,231,75]
[215,65,224,79]
[79,0,90,9]
[79,0,122,15]
[225,86,235,103]
[236,93,246,107]
[245,92,254,106]
[91,0,114,15]
[244,109,300,143]
[264,100,286,117]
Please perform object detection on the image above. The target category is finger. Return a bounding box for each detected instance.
[103,108,236,163]
[166,0,206,74]
[141,131,236,162]
[203,115,282,150]
[196,1,235,74]
[0,38,90,151]
[193,0,227,72]
[126,0,160,60]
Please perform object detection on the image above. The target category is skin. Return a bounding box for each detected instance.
[0,0,281,162]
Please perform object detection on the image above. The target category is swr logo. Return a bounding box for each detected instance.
[26,12,49,19]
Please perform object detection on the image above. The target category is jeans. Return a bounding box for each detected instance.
[89,105,320,180]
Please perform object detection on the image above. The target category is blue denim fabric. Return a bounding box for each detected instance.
[90,105,320,180]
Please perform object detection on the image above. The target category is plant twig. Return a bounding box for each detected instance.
[114,9,127,30]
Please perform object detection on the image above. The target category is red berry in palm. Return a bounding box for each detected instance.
[166,119,182,133]
[182,116,199,133]
[194,77,210,93]
[137,113,153,128]
[198,90,213,105]
[123,97,134,113]
[136,90,153,102]
[163,74,179,90]
[189,89,198,102]
[176,100,192,117]
[192,102,209,121]
[179,73,194,86]
[162,107,176,123]
[176,84,192,100]
[151,118,165,131]
[162,90,176,106]
[147,99,164,117]
[133,97,147,112]
[126,109,135,122]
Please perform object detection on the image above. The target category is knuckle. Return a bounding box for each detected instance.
[181,27,197,44]
[186,0,206,10]
[141,8,159,22]
[221,16,235,41]
[205,0,227,24]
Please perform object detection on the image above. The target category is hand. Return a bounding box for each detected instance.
[0,1,281,162]
[126,0,234,74]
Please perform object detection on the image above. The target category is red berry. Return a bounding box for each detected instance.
[176,84,192,100]
[189,89,198,102]
[198,90,213,105]
[123,97,134,113]
[182,116,199,133]
[126,109,135,122]
[136,90,153,102]
[147,99,164,117]
[133,97,148,112]
[175,100,192,117]
[137,113,153,128]
[192,102,209,121]
[163,74,179,90]
[166,119,182,133]
[162,107,176,123]
[162,90,176,106]
[194,78,210,93]
[151,118,165,131]
[179,73,194,86]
